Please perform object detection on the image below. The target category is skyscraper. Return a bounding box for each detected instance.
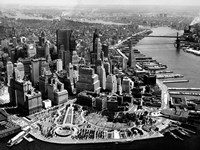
[102,44,109,58]
[14,62,25,82]
[94,38,102,61]
[56,59,63,72]
[44,41,50,60]
[27,43,36,58]
[93,29,99,53]
[97,64,106,90]
[76,67,101,94]
[56,29,76,69]
[31,59,39,86]
[47,73,68,105]
[56,29,72,52]
[6,60,13,86]
[106,74,117,93]
[128,40,136,68]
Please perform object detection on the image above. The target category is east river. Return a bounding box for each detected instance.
[136,27,200,88]
[1,27,200,150]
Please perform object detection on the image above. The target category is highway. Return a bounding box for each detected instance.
[156,79,170,110]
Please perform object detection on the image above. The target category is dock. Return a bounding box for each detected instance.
[163,80,189,84]
[156,74,184,79]
[156,71,173,74]
[169,91,200,96]
[168,87,200,91]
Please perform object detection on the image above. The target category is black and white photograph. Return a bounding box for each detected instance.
[0,0,200,150]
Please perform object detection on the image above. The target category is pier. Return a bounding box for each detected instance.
[156,71,173,74]
[163,80,189,84]
[156,74,184,79]
[169,92,200,96]
[168,87,200,91]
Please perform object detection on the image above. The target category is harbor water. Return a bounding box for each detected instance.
[1,27,200,150]
[135,27,200,88]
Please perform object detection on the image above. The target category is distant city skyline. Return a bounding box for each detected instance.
[1,0,200,6]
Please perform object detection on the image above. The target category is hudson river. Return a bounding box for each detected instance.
[1,27,200,150]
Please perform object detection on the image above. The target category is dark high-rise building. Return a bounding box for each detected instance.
[128,40,136,68]
[56,29,76,69]
[94,38,102,61]
[102,44,109,58]
[14,80,42,115]
[93,29,99,52]
[56,29,72,51]
[40,31,46,47]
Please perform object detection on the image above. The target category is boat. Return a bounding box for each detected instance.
[7,126,31,147]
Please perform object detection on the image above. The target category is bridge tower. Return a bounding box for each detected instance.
[175,32,180,49]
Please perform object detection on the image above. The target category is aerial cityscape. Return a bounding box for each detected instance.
[0,0,200,150]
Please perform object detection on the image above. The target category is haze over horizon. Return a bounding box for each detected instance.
[1,0,200,6]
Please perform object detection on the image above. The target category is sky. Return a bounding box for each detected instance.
[0,0,200,6]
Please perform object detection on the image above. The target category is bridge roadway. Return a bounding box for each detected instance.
[109,30,149,60]
[131,35,180,38]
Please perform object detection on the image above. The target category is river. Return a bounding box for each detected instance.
[135,27,200,88]
[1,27,200,150]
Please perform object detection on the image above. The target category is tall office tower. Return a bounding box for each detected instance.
[72,51,80,67]
[15,80,42,115]
[8,79,16,106]
[100,51,104,62]
[39,58,50,76]
[44,41,50,60]
[40,31,46,47]
[102,44,109,58]
[103,58,111,76]
[70,33,76,53]
[56,59,63,72]
[59,45,65,62]
[31,59,39,86]
[108,57,113,74]
[12,37,17,47]
[94,38,102,61]
[68,63,74,84]
[27,43,36,58]
[47,73,68,105]
[14,62,25,82]
[76,67,101,94]
[106,74,117,93]
[97,64,106,90]
[56,29,72,53]
[6,60,13,86]
[117,77,122,95]
[122,77,134,94]
[57,64,74,95]
[122,57,128,70]
[128,40,136,68]
[39,73,51,100]
[18,58,31,78]
[63,49,71,70]
[93,29,99,53]
[91,29,101,66]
